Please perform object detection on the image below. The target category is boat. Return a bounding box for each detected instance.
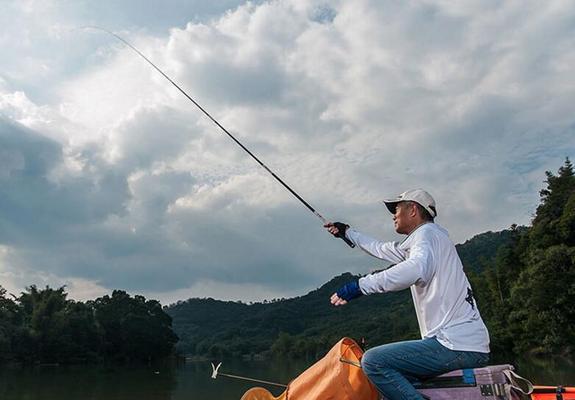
[235,338,575,400]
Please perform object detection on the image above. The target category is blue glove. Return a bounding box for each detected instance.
[336,280,363,301]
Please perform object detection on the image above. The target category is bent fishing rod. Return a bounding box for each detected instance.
[87,27,354,248]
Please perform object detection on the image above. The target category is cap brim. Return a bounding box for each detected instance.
[383,200,400,215]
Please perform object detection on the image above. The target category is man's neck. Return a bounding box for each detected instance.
[406,220,430,235]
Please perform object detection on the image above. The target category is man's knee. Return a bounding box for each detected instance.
[361,347,390,375]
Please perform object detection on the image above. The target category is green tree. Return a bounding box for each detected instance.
[0,286,19,362]
[1,285,177,364]
[59,300,101,362]
[93,290,178,362]
[509,245,575,355]
[469,225,527,355]
[18,285,70,363]
[509,158,575,355]
[13,285,101,363]
[529,158,575,249]
[270,332,295,356]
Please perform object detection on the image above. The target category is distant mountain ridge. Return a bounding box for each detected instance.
[456,227,526,273]
[166,228,516,358]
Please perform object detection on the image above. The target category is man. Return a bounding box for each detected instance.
[325,189,490,400]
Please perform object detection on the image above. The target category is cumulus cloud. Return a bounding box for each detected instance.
[1,0,574,303]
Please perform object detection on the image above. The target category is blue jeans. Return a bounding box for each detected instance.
[361,337,489,400]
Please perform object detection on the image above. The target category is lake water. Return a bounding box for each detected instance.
[1,356,573,400]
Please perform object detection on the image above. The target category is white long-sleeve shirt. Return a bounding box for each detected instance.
[346,223,490,353]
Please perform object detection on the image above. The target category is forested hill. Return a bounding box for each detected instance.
[166,228,516,359]
[167,158,575,359]
[456,228,526,273]
[167,273,417,359]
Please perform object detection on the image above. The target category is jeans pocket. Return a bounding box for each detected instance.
[475,352,490,367]
[445,353,466,370]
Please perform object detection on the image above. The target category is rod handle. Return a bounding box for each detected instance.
[323,220,356,248]
[342,236,356,248]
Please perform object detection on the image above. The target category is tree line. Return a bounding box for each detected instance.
[468,158,575,357]
[0,287,178,364]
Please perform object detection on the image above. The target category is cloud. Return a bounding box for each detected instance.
[1,0,574,303]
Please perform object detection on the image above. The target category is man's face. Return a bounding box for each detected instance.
[393,202,416,234]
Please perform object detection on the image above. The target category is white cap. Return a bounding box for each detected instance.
[383,189,437,218]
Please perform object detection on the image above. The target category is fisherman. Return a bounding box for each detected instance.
[325,189,490,400]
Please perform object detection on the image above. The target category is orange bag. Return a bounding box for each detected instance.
[241,337,379,400]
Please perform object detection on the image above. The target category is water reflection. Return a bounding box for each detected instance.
[0,357,573,400]
[0,359,310,400]
[0,365,177,400]
[514,356,575,386]
[172,359,309,399]
[489,353,575,387]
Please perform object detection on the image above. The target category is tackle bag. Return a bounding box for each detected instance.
[240,337,379,400]
[414,364,533,400]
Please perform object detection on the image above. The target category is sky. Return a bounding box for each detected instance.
[1,0,574,305]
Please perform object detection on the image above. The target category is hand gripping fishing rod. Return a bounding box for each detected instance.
[88,27,355,248]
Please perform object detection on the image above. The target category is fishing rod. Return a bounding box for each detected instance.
[86,26,354,248]
[210,358,362,387]
[211,362,287,388]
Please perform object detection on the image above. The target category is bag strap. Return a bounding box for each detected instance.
[503,368,534,397]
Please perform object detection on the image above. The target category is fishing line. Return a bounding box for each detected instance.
[211,362,287,388]
[84,26,354,248]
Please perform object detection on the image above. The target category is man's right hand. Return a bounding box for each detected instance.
[330,292,348,306]
[330,280,363,306]
[324,222,349,238]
